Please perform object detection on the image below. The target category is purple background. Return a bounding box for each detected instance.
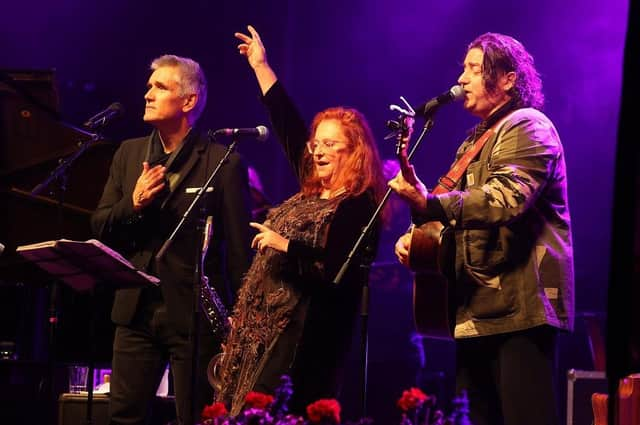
[1,0,629,422]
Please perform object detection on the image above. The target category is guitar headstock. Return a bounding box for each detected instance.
[387,96,416,176]
[395,114,415,160]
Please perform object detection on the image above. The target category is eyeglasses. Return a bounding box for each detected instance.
[306,139,347,154]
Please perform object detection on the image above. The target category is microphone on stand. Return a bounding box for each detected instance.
[83,102,125,130]
[208,125,269,142]
[414,85,464,117]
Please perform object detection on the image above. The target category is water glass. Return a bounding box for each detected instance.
[68,365,88,393]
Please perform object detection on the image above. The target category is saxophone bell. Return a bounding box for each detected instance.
[207,352,225,392]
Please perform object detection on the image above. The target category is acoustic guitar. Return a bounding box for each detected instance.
[394,115,453,340]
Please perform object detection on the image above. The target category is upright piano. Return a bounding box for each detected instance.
[0,69,117,364]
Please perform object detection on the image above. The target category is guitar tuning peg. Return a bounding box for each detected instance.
[389,104,413,116]
[383,130,400,141]
[386,120,401,130]
[399,96,416,115]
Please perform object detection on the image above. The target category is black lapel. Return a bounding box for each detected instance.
[159,132,206,209]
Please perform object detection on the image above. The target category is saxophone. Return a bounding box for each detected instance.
[200,216,230,340]
[200,275,230,339]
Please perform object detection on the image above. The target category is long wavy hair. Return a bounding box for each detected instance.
[299,107,386,208]
[467,33,544,110]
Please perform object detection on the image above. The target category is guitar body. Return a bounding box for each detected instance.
[390,111,452,340]
[408,221,452,340]
[408,221,443,272]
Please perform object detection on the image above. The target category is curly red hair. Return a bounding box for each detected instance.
[299,107,385,207]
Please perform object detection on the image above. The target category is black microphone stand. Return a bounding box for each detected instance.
[155,132,239,425]
[332,101,437,420]
[31,126,104,197]
[29,123,105,424]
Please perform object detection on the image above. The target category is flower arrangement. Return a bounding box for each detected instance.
[306,399,341,424]
[245,391,275,410]
[199,375,470,425]
[397,387,432,425]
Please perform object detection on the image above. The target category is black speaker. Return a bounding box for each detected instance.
[57,393,109,425]
[57,393,177,425]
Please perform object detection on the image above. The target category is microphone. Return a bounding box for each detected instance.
[83,102,125,129]
[208,125,269,142]
[414,85,464,117]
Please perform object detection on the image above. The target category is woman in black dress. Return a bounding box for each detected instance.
[212,25,386,416]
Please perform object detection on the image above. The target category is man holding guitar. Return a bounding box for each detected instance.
[389,33,574,425]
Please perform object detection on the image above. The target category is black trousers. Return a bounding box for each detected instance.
[108,302,218,425]
[455,325,559,425]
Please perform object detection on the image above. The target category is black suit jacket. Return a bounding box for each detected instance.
[90,130,252,334]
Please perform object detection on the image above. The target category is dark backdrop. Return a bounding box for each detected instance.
[0,0,630,423]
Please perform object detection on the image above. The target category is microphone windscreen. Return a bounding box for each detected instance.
[256,125,269,142]
[110,102,125,114]
[449,85,464,101]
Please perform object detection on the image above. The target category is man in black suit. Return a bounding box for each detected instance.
[91,54,252,425]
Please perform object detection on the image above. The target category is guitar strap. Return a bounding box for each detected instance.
[432,111,516,195]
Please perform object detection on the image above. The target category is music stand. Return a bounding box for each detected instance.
[16,238,159,425]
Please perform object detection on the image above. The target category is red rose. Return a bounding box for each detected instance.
[244,391,275,409]
[306,399,341,424]
[397,387,429,412]
[201,402,228,419]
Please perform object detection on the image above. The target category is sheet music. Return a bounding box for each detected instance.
[17,238,160,291]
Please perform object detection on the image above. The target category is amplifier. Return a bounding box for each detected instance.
[566,369,607,425]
